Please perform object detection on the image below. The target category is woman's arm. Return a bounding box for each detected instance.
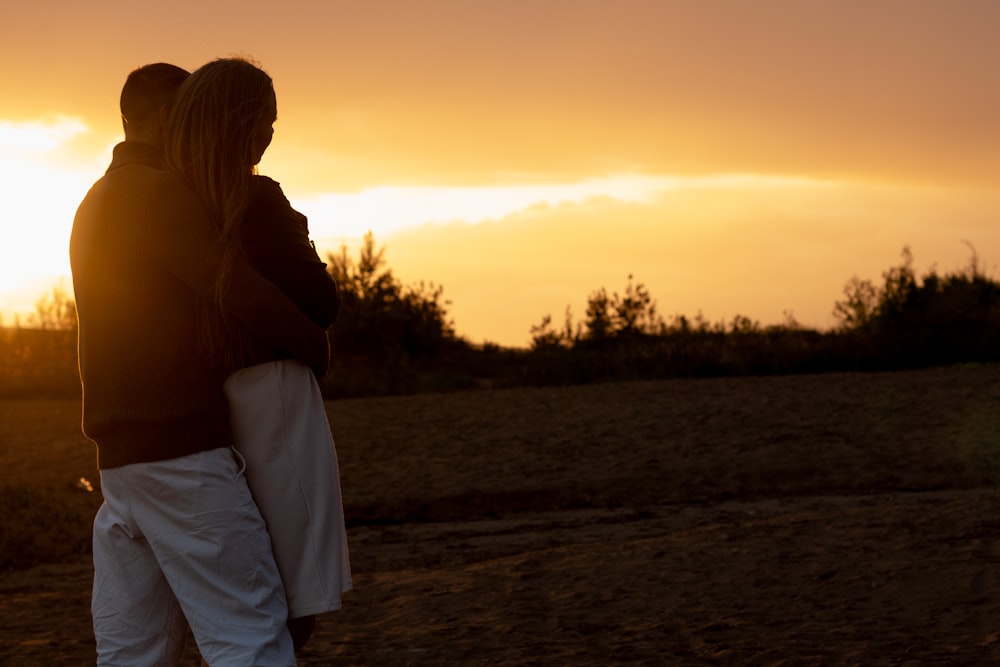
[242,176,341,328]
[147,173,330,377]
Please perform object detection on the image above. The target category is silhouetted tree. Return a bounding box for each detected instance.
[832,244,1000,368]
[728,314,760,335]
[530,306,579,350]
[876,246,918,322]
[579,275,664,342]
[833,276,879,331]
[611,274,663,336]
[26,283,78,332]
[583,287,613,342]
[324,232,457,395]
[0,284,79,397]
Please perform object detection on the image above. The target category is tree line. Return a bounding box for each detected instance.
[522,244,999,385]
[1,238,997,399]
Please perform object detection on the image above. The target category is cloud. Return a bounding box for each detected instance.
[0,116,88,155]
[294,174,670,241]
[295,173,826,244]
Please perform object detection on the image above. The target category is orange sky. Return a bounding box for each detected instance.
[2,1,999,346]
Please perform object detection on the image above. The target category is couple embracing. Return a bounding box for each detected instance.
[71,58,351,665]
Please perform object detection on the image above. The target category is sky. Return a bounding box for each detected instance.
[2,1,999,346]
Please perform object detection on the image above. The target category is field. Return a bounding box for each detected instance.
[2,364,1000,665]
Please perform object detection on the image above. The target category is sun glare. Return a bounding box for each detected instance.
[0,118,99,315]
[0,117,88,154]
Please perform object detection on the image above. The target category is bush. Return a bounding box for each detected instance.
[832,245,1000,369]
[321,232,463,397]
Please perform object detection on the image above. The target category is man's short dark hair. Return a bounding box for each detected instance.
[120,63,190,131]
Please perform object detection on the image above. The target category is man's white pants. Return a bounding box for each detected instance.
[92,446,295,666]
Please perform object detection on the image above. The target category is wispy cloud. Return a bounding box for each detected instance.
[294,173,828,241]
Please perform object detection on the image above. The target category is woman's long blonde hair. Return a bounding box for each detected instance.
[165,57,276,366]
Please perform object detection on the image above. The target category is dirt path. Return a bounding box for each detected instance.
[3,489,999,665]
[3,365,1000,664]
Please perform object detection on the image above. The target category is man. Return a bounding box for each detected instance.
[71,63,326,665]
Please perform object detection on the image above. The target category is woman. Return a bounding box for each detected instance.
[165,57,352,653]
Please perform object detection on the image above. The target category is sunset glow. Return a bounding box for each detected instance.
[2,1,999,344]
[0,119,100,317]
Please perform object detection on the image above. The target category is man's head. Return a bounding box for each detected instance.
[120,63,189,147]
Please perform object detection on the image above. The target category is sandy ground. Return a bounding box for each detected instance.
[2,365,1000,665]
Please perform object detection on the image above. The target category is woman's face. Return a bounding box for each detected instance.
[250,89,277,166]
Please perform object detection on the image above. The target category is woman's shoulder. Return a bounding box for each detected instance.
[248,174,307,227]
[252,174,286,197]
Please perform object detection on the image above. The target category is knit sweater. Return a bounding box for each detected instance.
[70,142,329,469]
